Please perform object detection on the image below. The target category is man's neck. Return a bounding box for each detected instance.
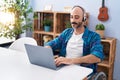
[74,26,85,35]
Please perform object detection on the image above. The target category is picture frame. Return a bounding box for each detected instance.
[44,5,52,11]
[64,6,72,12]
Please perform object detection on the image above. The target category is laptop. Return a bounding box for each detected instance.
[25,44,64,70]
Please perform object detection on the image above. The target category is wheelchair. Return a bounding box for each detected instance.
[88,72,107,80]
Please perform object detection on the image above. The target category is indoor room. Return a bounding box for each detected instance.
[0,0,119,80]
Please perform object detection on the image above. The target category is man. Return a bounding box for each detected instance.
[45,5,104,79]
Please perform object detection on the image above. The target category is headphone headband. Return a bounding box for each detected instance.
[72,5,86,22]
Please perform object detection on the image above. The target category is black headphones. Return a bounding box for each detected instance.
[72,5,86,22]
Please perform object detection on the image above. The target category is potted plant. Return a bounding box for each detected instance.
[0,0,33,39]
[33,12,38,19]
[65,21,72,28]
[95,23,105,38]
[42,19,52,32]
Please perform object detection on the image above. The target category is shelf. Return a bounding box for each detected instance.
[36,11,54,13]
[56,11,70,14]
[101,37,115,43]
[98,60,110,68]
[34,30,54,36]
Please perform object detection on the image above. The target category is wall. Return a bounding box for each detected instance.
[32,0,120,80]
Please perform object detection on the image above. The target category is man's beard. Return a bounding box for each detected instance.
[71,22,82,28]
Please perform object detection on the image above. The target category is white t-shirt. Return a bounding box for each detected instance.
[66,33,83,58]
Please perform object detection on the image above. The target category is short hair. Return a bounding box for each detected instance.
[72,5,85,15]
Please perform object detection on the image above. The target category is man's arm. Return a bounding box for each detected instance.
[55,54,101,66]
[72,54,101,64]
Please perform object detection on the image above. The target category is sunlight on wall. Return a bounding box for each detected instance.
[0,1,15,43]
[0,12,15,27]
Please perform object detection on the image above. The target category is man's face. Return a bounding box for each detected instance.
[70,7,84,28]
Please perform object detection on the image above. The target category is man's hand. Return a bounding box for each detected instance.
[55,57,73,66]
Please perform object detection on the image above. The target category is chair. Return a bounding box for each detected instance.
[88,71,107,80]
[9,37,37,53]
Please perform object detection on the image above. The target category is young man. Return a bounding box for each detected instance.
[45,5,104,79]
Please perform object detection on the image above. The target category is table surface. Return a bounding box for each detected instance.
[0,47,93,80]
[0,37,15,44]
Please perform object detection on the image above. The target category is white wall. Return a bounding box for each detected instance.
[32,0,120,80]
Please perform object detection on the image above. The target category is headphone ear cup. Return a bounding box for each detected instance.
[82,13,86,22]
[82,17,84,22]
[82,17,86,22]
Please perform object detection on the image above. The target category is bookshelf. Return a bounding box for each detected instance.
[98,37,116,80]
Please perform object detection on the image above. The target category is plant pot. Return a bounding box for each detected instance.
[96,30,104,38]
[44,26,51,32]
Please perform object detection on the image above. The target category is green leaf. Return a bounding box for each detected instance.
[95,24,105,30]
[0,0,33,39]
